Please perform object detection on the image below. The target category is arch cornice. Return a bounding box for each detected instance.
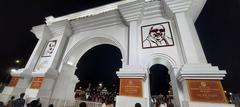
[147,53,177,73]
[62,33,125,66]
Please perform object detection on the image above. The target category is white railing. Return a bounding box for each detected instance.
[0,93,102,107]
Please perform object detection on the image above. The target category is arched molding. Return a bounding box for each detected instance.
[146,53,181,107]
[146,53,176,73]
[55,34,125,101]
[62,33,125,67]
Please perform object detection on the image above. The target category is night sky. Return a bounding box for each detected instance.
[0,0,240,94]
[75,44,122,91]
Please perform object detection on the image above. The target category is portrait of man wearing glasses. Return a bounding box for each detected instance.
[142,22,174,48]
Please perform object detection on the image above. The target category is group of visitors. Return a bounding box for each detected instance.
[152,94,174,107]
[77,102,142,107]
[6,93,26,107]
[75,86,116,104]
[2,93,53,107]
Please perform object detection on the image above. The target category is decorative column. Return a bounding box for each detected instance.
[176,64,234,107]
[169,67,184,107]
[116,66,147,107]
[128,21,139,65]
[22,20,72,106]
[163,0,234,107]
[1,25,52,100]
[117,1,151,107]
[163,0,206,64]
[118,0,144,66]
[50,63,78,106]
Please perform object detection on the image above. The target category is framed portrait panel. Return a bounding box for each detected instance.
[141,22,174,49]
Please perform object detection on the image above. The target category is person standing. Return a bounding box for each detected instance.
[135,103,141,107]
[6,96,15,107]
[105,100,113,107]
[0,101,4,107]
[101,99,106,107]
[29,98,41,107]
[48,104,54,107]
[12,93,25,107]
[167,99,174,107]
[79,102,87,107]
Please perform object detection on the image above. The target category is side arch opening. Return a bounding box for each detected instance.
[147,54,176,107]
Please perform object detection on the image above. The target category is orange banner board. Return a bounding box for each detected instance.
[8,77,20,87]
[30,77,44,89]
[119,78,143,97]
[187,80,227,103]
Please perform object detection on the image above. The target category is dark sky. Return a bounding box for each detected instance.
[75,44,122,91]
[150,64,170,96]
[0,0,240,93]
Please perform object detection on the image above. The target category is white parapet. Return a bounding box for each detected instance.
[45,0,137,25]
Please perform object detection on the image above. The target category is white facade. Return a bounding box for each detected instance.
[1,0,235,107]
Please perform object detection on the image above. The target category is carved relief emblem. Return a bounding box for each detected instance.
[200,81,207,87]
[128,80,133,85]
[42,40,57,57]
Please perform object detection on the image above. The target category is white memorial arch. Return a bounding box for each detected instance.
[1,0,235,107]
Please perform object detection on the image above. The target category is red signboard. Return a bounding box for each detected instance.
[119,78,143,97]
[30,77,44,89]
[8,77,20,87]
[187,80,227,103]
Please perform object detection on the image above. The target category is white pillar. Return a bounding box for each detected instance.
[51,63,78,102]
[32,35,67,101]
[128,21,139,65]
[174,12,207,64]
[10,25,52,96]
[170,68,184,107]
[116,66,148,107]
[11,77,32,96]
[144,71,151,107]
[29,20,72,105]
[36,69,58,107]
[65,75,79,101]
[25,25,52,71]
[163,0,207,64]
[118,0,144,66]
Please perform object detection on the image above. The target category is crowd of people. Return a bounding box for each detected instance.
[151,94,174,107]
[0,84,174,107]
[0,93,51,107]
[74,85,117,107]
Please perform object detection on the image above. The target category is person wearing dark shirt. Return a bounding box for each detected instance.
[0,101,4,107]
[12,93,25,107]
[48,104,54,107]
[29,98,41,107]
[80,102,87,107]
[135,103,141,107]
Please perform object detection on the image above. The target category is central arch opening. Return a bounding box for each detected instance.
[74,44,122,103]
[150,64,174,107]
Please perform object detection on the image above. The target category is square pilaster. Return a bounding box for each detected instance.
[177,64,235,107]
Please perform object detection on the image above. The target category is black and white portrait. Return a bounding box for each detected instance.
[141,22,174,49]
[42,40,57,57]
